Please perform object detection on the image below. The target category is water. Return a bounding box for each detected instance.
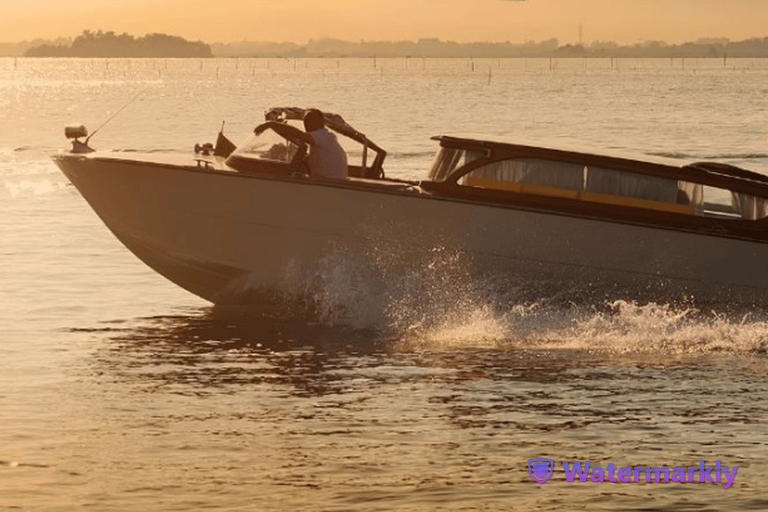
[2,57,768,510]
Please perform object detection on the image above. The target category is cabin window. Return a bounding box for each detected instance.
[585,167,678,202]
[581,167,698,213]
[699,186,740,218]
[462,158,585,197]
[429,147,469,181]
[731,192,768,220]
[460,157,700,214]
[679,181,704,210]
[233,130,298,164]
[697,186,768,219]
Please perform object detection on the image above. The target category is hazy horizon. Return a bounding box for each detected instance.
[3,0,768,46]
[6,32,768,47]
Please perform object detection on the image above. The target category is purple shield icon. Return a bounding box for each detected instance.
[528,458,554,484]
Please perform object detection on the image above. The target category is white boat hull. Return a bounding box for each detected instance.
[54,153,768,308]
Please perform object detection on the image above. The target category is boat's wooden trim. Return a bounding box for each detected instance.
[519,182,580,199]
[580,191,694,215]
[465,176,522,193]
[465,175,695,214]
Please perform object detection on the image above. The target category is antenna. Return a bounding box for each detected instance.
[85,91,143,145]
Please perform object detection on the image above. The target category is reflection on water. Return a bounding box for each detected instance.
[0,304,765,510]
[87,307,388,397]
[14,308,751,510]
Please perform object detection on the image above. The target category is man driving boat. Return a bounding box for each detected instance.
[256,108,348,179]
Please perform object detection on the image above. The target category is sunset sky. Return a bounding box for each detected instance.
[2,0,767,44]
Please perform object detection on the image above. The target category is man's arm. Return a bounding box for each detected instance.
[254,121,314,145]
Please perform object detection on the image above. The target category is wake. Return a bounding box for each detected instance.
[286,250,768,355]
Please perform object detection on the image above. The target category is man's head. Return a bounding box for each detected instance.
[303,109,325,132]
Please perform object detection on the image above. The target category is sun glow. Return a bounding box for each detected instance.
[2,0,767,45]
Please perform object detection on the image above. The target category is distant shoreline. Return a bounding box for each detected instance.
[7,55,768,60]
[207,37,768,59]
[4,32,768,59]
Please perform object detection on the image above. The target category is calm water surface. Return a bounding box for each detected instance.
[2,57,768,510]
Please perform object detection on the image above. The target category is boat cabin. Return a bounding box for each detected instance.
[426,135,768,221]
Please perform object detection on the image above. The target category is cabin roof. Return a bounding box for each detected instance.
[432,134,685,167]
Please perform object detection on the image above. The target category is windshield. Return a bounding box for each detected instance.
[234,129,299,164]
[428,147,485,181]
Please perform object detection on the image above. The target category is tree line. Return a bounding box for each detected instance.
[25,30,212,58]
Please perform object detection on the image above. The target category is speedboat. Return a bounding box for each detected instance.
[53,107,768,309]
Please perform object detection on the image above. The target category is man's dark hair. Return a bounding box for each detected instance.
[303,109,325,132]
